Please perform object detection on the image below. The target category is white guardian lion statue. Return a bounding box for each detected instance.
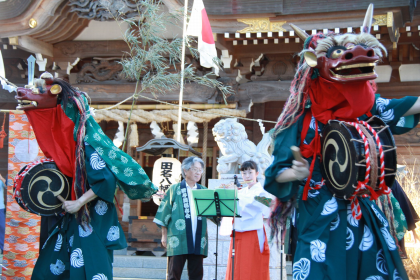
[212,118,273,175]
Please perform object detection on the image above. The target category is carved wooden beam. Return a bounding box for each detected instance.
[53,41,130,60]
[10,36,54,57]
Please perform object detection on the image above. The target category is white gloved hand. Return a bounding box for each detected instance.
[291,159,310,181]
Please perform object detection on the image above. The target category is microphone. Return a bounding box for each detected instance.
[233,175,241,188]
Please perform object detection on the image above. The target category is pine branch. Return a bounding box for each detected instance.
[107,0,233,102]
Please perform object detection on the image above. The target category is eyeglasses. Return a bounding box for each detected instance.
[190,168,204,174]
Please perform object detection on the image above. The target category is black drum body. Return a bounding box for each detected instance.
[320,117,397,199]
[15,161,71,216]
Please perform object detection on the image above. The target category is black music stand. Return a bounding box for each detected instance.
[192,189,240,280]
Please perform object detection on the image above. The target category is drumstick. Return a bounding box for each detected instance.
[57,195,66,203]
[291,146,305,164]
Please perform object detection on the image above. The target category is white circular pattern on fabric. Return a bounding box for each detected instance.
[308,189,319,198]
[346,227,354,250]
[93,133,101,141]
[92,273,108,280]
[168,236,179,248]
[78,225,93,238]
[396,117,405,127]
[310,240,326,263]
[330,213,340,231]
[164,214,171,224]
[95,200,108,216]
[98,129,105,135]
[175,219,186,231]
[376,97,394,123]
[71,248,84,268]
[69,235,74,248]
[112,146,119,151]
[124,167,133,177]
[172,202,177,211]
[376,98,389,113]
[365,276,384,280]
[321,197,337,216]
[111,166,119,174]
[177,188,181,196]
[292,258,310,280]
[201,237,207,249]
[96,147,104,156]
[128,181,136,185]
[393,220,399,228]
[347,204,359,227]
[54,234,63,252]
[400,213,406,221]
[90,152,106,170]
[393,269,402,280]
[376,249,388,275]
[380,109,394,123]
[50,259,65,275]
[143,190,153,198]
[107,226,120,241]
[121,156,128,164]
[397,232,405,240]
[380,227,396,251]
[309,116,321,132]
[138,168,146,175]
[359,225,374,251]
[108,150,116,160]
[128,189,138,197]
[370,204,389,228]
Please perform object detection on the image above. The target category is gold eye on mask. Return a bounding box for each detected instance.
[50,84,62,95]
[331,49,345,59]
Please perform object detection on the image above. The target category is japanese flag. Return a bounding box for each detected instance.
[186,0,219,75]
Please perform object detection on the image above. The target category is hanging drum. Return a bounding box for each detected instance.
[14,160,71,216]
[320,117,397,199]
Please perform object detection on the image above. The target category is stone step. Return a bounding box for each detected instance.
[113,255,168,269]
[113,256,293,279]
[113,267,188,280]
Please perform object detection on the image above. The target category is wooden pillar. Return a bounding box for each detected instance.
[137,151,143,217]
[212,146,218,179]
[201,122,208,186]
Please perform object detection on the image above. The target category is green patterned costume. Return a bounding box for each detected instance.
[31,93,157,279]
[265,95,419,280]
[154,181,208,257]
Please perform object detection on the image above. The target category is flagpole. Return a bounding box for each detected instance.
[177,0,189,142]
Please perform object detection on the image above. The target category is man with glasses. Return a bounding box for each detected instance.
[154,156,208,280]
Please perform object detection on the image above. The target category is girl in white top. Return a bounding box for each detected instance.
[225,160,272,280]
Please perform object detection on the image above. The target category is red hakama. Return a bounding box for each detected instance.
[225,227,270,280]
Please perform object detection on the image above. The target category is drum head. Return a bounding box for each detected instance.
[368,117,397,189]
[19,161,71,216]
[321,117,397,199]
[321,121,358,199]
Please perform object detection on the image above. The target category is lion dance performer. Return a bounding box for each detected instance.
[264,4,420,280]
[14,73,157,279]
